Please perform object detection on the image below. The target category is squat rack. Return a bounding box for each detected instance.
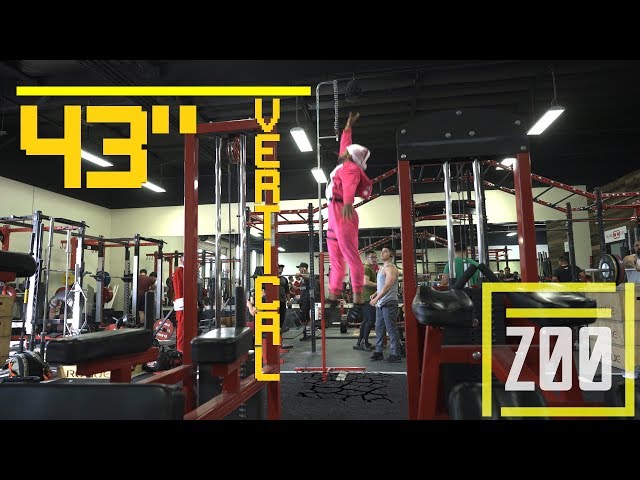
[62,234,165,325]
[0,212,87,348]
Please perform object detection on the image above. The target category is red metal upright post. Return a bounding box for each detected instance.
[319,253,327,381]
[263,134,281,420]
[0,227,10,250]
[513,152,538,281]
[70,237,78,266]
[183,134,199,365]
[398,159,420,420]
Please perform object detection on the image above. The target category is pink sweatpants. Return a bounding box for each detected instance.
[327,200,364,295]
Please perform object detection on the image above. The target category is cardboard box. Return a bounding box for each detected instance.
[0,336,10,362]
[592,318,640,346]
[56,363,144,380]
[590,337,640,370]
[0,295,14,318]
[585,285,640,321]
[0,316,11,337]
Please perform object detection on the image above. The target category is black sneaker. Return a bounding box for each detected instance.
[370,351,384,361]
[299,335,311,341]
[363,343,374,351]
[384,354,402,363]
[346,303,364,324]
[325,300,340,328]
[353,344,369,351]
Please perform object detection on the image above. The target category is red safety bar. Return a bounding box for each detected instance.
[74,347,160,383]
[296,252,365,380]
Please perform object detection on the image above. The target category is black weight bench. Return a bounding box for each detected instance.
[46,328,157,382]
[0,383,184,420]
[188,327,265,420]
[412,277,599,419]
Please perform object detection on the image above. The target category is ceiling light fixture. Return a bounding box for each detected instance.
[142,181,166,193]
[290,98,313,152]
[311,167,328,183]
[500,157,516,168]
[291,127,313,152]
[81,149,113,167]
[527,68,565,136]
[506,231,518,237]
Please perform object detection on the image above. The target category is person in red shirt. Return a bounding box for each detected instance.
[172,257,185,354]
[324,112,373,328]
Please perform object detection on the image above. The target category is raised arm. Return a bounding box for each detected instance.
[339,112,360,156]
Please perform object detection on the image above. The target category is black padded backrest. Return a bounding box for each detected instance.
[507,291,597,327]
[0,382,184,420]
[412,286,474,327]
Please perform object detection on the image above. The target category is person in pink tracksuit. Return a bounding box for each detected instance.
[325,112,373,330]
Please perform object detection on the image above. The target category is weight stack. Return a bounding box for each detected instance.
[441,287,506,405]
[197,351,266,420]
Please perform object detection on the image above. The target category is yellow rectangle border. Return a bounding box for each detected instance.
[482,282,635,418]
[16,86,312,97]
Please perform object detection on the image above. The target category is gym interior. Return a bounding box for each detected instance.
[1,60,640,421]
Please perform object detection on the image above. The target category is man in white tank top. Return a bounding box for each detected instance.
[624,241,640,283]
[369,247,402,362]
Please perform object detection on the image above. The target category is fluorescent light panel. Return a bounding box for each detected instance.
[278,246,285,252]
[81,149,113,167]
[506,232,518,237]
[527,106,565,135]
[290,127,313,152]
[142,182,166,193]
[311,167,327,183]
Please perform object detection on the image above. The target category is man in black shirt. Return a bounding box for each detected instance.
[277,265,293,350]
[552,254,587,282]
[296,262,313,341]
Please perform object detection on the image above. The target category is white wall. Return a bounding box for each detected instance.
[1,173,594,305]
[0,177,111,301]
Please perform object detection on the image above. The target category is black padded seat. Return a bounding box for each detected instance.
[507,291,597,327]
[0,382,184,420]
[191,326,253,364]
[45,329,154,364]
[412,285,474,328]
[448,382,547,420]
[0,251,37,277]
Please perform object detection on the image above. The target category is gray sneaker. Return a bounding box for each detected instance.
[384,354,403,363]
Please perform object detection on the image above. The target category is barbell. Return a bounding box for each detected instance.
[92,271,134,287]
[584,253,626,285]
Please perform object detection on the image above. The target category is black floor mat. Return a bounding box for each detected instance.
[280,372,408,420]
